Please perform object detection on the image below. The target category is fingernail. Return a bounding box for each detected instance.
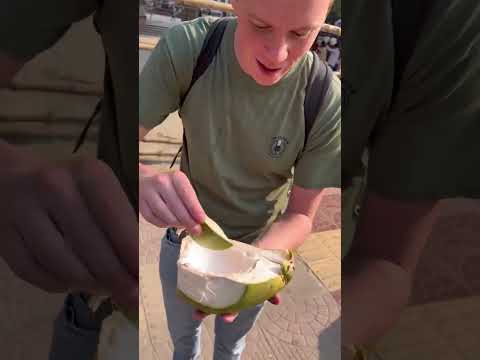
[191,224,202,235]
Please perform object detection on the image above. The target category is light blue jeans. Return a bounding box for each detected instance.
[160,228,264,360]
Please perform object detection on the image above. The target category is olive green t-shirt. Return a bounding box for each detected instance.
[343,0,480,199]
[140,17,341,242]
[0,1,139,210]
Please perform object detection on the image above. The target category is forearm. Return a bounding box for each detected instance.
[342,191,437,346]
[342,255,411,346]
[254,211,313,250]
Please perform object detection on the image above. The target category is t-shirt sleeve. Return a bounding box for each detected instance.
[367,1,480,199]
[0,1,96,61]
[139,17,215,130]
[293,74,341,189]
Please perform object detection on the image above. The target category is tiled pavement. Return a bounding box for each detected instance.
[376,296,480,360]
[139,220,340,360]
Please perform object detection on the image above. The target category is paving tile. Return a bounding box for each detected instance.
[411,202,480,305]
[309,258,341,279]
[297,243,335,263]
[320,275,341,293]
[376,297,480,360]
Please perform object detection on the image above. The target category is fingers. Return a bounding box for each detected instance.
[217,296,279,323]
[220,313,239,323]
[157,176,202,235]
[73,159,138,282]
[170,171,207,224]
[268,294,281,305]
[2,226,66,293]
[192,310,239,324]
[193,310,208,321]
[145,191,179,227]
[36,165,138,310]
[16,206,99,294]
[140,169,206,235]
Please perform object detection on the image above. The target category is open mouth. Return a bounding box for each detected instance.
[256,60,282,75]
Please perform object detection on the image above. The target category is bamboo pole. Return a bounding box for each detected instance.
[9,81,103,96]
[139,23,341,51]
[176,0,233,13]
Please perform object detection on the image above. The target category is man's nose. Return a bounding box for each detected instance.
[264,38,289,64]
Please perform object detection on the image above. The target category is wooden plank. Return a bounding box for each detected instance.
[0,122,98,144]
[0,89,100,123]
[140,21,341,50]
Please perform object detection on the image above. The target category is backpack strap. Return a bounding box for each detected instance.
[303,52,333,150]
[391,0,432,98]
[180,17,230,107]
[72,98,102,154]
[170,17,230,168]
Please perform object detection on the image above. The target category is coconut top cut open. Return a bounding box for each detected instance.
[176,217,294,313]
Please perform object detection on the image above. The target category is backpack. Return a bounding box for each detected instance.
[169,16,333,168]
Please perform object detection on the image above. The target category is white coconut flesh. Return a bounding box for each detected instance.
[177,236,289,310]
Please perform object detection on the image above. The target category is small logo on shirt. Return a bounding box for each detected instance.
[270,136,289,158]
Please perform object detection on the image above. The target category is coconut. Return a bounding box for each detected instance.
[176,218,294,314]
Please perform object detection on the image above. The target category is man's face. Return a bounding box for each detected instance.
[232,0,330,86]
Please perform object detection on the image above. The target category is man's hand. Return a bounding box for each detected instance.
[139,164,207,235]
[192,294,281,323]
[0,145,138,311]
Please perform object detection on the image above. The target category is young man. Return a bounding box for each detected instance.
[341,0,480,358]
[0,2,138,359]
[139,0,340,358]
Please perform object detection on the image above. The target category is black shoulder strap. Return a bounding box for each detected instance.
[303,52,333,150]
[171,17,230,168]
[179,17,230,107]
[73,98,102,154]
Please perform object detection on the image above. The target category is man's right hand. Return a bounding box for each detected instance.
[0,145,138,311]
[139,164,206,236]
